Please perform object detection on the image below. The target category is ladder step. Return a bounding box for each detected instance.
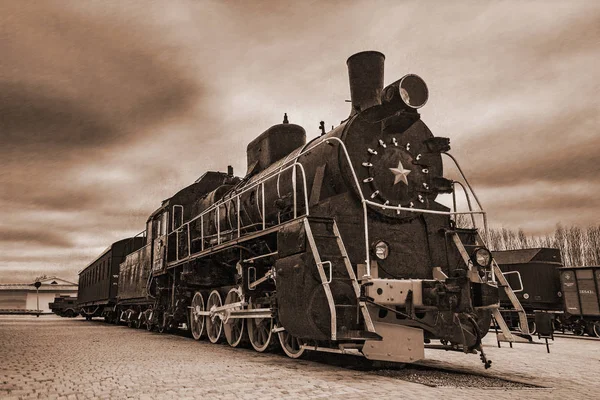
[336,330,382,341]
[318,256,349,261]
[312,234,338,239]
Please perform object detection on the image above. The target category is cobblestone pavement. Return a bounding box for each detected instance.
[1,315,598,399]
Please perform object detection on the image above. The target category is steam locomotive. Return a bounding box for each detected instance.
[78,51,511,366]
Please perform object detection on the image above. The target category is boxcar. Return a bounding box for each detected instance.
[560,266,600,336]
[493,248,563,333]
[78,237,145,320]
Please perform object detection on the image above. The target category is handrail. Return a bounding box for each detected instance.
[166,133,490,280]
[442,152,489,241]
[452,180,476,228]
[169,161,309,262]
[180,162,308,228]
[442,153,484,211]
[363,200,486,216]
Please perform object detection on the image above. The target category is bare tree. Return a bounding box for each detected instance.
[477,223,599,267]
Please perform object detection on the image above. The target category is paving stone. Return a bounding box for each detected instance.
[1,315,598,399]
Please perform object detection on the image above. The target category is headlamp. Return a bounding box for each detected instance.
[373,241,389,260]
[471,247,492,268]
[382,74,429,110]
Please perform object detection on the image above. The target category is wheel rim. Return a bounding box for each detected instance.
[529,321,537,335]
[158,312,170,334]
[518,320,536,335]
[190,292,205,340]
[247,301,274,352]
[593,322,600,338]
[127,310,134,328]
[223,288,245,348]
[206,290,223,344]
[278,327,305,358]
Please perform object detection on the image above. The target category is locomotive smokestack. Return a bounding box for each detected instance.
[346,51,385,115]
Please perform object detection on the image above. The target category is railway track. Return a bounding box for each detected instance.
[553,333,600,341]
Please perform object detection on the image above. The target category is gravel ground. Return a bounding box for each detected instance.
[373,367,535,388]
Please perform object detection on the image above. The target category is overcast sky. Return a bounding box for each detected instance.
[1,0,599,283]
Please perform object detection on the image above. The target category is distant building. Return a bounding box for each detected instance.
[0,277,78,314]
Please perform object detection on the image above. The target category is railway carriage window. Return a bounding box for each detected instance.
[154,217,161,239]
[147,220,153,243]
[161,212,168,236]
[154,218,160,239]
[172,205,184,230]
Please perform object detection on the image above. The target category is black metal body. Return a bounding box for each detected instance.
[80,51,502,354]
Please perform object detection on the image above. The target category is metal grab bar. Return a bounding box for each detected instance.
[363,199,486,216]
[318,261,333,284]
[501,270,524,293]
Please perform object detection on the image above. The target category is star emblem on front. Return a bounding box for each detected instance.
[389,161,411,185]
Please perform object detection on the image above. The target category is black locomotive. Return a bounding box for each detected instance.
[79,51,509,365]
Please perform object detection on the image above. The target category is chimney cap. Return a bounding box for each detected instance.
[346,51,385,65]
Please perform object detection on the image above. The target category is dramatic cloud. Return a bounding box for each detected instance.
[1,0,599,282]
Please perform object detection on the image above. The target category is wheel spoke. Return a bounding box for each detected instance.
[247,300,273,352]
[278,328,305,359]
[206,290,223,344]
[224,288,244,347]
